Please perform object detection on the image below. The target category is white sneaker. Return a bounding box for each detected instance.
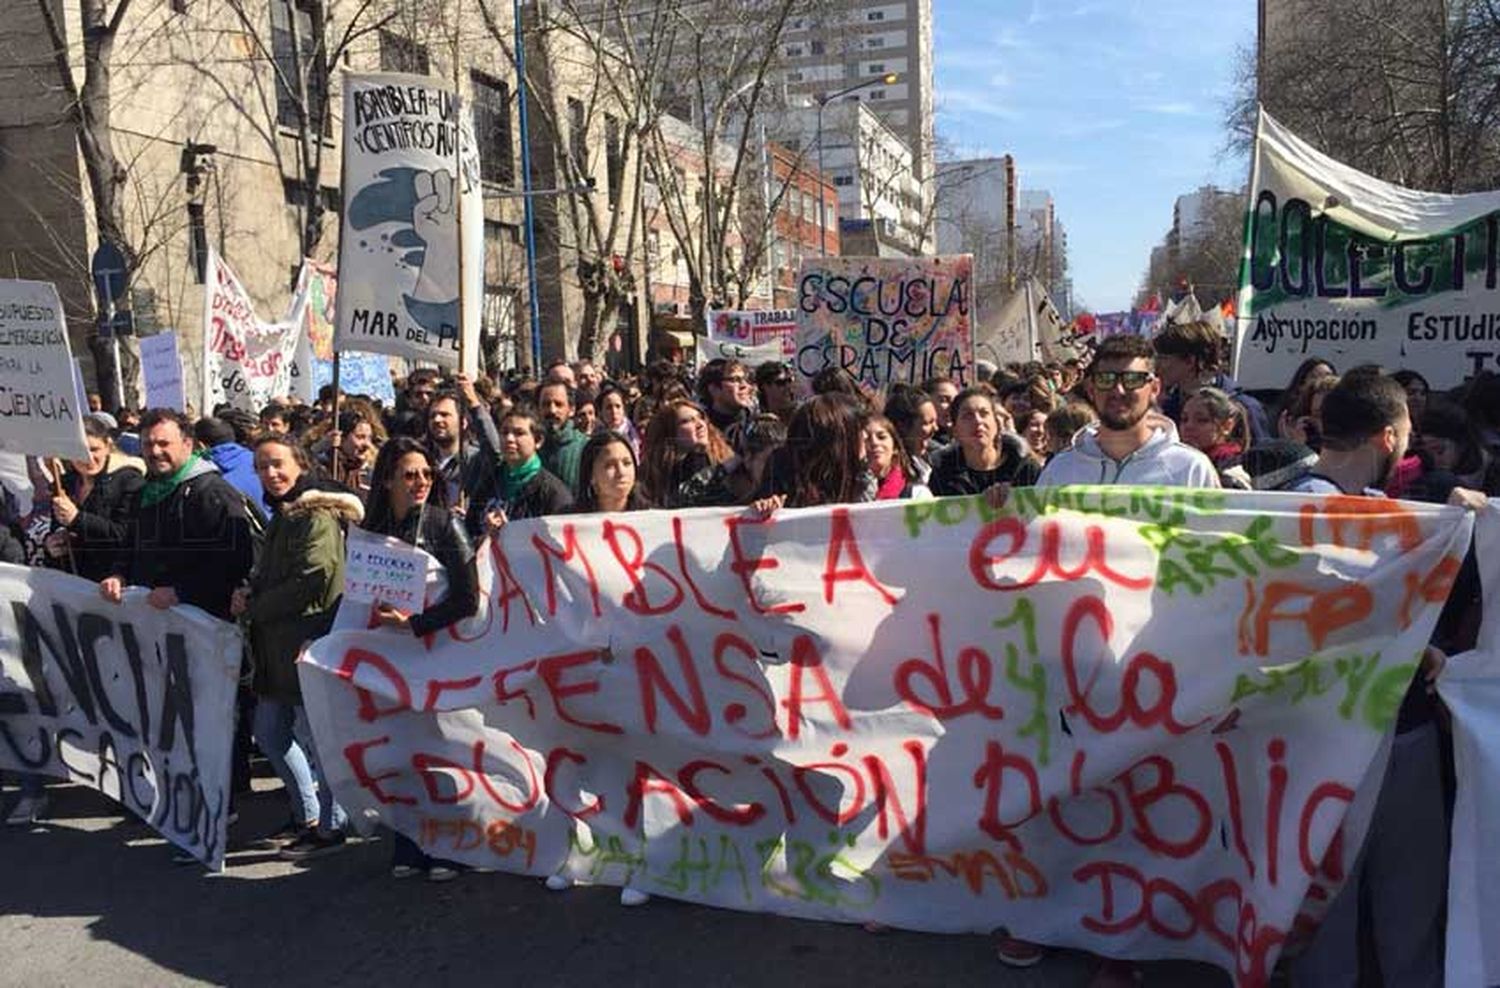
[545,874,573,891]
[619,887,651,907]
[5,794,46,825]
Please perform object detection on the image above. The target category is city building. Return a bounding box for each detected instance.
[935,155,1015,332]
[758,142,840,307]
[0,0,651,400]
[767,101,925,257]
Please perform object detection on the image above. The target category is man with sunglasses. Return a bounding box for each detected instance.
[1033,334,1219,488]
[754,362,798,425]
[995,333,1216,983]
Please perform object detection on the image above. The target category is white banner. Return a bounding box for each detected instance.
[140,332,185,411]
[201,251,304,414]
[707,308,798,359]
[1235,110,1500,389]
[1439,502,1500,987]
[0,280,88,460]
[301,491,1470,983]
[334,72,482,374]
[0,565,242,868]
[976,281,1037,366]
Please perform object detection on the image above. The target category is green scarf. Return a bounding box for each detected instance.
[140,451,203,508]
[499,453,542,503]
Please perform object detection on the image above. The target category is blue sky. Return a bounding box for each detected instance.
[933,0,1255,312]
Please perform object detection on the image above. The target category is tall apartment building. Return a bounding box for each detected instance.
[780,0,935,193]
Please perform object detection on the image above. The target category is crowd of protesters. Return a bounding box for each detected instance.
[2,328,1497,987]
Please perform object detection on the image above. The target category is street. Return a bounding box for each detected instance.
[1,778,1230,987]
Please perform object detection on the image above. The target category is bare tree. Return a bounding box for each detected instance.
[1134,193,1244,308]
[1228,0,1500,193]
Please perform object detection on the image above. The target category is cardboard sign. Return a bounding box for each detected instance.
[0,280,87,459]
[141,331,185,411]
[343,526,429,611]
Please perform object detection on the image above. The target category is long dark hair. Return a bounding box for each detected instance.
[787,393,869,507]
[576,432,651,513]
[640,399,731,505]
[364,436,446,534]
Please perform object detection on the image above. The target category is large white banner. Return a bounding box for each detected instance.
[201,251,304,414]
[708,308,798,359]
[1235,110,1500,389]
[0,565,242,869]
[0,280,88,460]
[301,490,1470,984]
[334,72,481,374]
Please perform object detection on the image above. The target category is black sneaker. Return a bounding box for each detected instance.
[279,830,348,861]
[255,821,312,849]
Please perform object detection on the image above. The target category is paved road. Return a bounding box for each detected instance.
[1,778,1230,987]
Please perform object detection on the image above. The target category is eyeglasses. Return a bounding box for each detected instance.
[402,468,435,482]
[1090,370,1155,391]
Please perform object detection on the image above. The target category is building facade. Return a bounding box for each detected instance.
[0,0,651,404]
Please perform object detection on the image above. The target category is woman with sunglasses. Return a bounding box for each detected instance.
[362,436,479,882]
[928,387,1040,497]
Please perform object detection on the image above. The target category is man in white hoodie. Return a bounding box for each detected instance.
[1037,333,1219,489]
[994,333,1217,985]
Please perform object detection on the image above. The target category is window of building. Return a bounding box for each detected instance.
[470,71,515,186]
[833,175,854,187]
[786,70,803,83]
[784,43,803,57]
[567,97,587,176]
[869,89,886,100]
[867,62,886,74]
[379,30,429,74]
[809,39,826,55]
[604,113,624,206]
[866,36,886,48]
[187,202,207,284]
[271,0,326,131]
[281,178,341,213]
[867,10,885,20]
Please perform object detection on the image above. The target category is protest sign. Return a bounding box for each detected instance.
[708,308,798,359]
[0,565,242,868]
[300,490,1469,986]
[977,282,1038,365]
[202,251,303,413]
[695,336,783,369]
[343,527,429,611]
[0,280,87,460]
[1235,110,1500,389]
[290,261,397,406]
[794,255,973,392]
[140,332,185,411]
[334,72,482,374]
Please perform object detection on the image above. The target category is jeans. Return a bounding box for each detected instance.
[252,698,346,832]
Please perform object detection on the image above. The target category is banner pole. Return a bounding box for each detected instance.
[452,3,469,514]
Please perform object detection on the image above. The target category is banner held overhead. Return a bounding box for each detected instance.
[1235,109,1500,390]
[334,72,482,375]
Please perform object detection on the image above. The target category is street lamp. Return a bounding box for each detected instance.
[815,72,899,256]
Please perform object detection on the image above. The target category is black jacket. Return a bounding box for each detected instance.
[57,461,144,582]
[114,460,258,620]
[929,434,1041,497]
[377,504,479,638]
[463,466,574,537]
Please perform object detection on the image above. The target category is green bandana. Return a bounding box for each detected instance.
[499,453,542,503]
[140,451,203,508]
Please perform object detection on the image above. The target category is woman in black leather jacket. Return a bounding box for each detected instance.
[362,436,478,880]
[44,416,144,581]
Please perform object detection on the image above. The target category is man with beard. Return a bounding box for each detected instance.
[537,380,587,494]
[1281,366,1447,988]
[992,334,1216,984]
[1034,334,1218,488]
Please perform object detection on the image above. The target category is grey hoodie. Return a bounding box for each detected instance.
[1038,422,1220,488]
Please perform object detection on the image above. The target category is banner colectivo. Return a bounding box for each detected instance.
[299,490,1475,986]
[1235,110,1500,390]
[0,566,242,869]
[334,71,482,374]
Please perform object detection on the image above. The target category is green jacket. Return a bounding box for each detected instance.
[541,422,588,496]
[245,487,364,701]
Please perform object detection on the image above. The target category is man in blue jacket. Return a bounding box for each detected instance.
[194,416,264,507]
